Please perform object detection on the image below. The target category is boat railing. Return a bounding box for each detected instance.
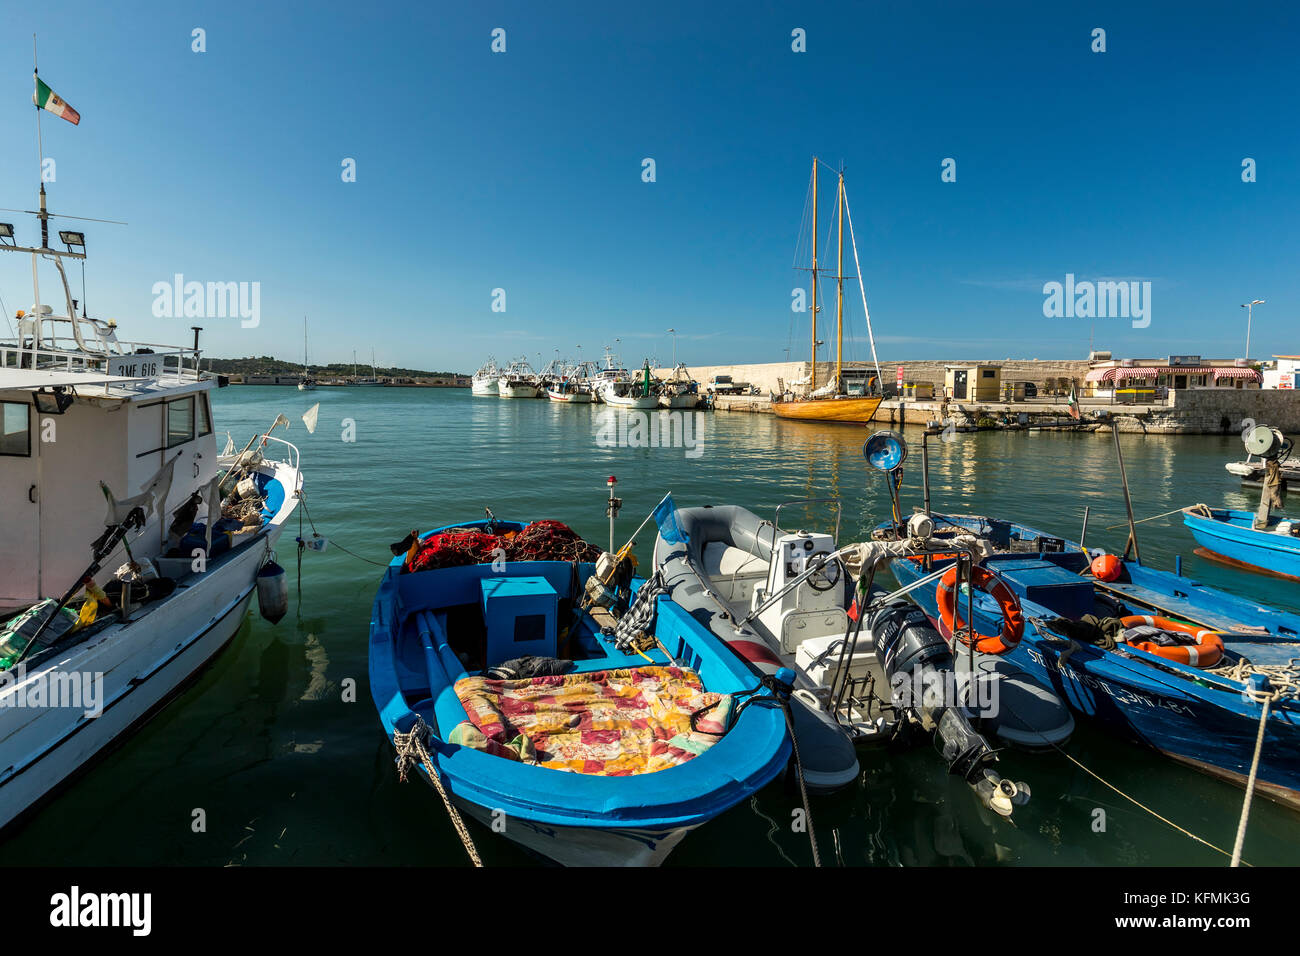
[1,334,202,390]
[255,434,301,476]
[217,431,302,489]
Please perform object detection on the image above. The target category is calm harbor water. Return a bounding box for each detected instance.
[5,385,1298,867]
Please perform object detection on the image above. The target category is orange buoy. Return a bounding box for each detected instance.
[1091,553,1122,582]
[1118,615,1225,668]
[936,565,1025,654]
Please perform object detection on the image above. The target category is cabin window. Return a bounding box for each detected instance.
[196,393,212,437]
[1,401,31,457]
[166,396,195,447]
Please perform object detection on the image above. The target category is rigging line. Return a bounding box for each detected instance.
[0,289,13,339]
[792,168,816,270]
[842,186,884,389]
[997,663,1249,865]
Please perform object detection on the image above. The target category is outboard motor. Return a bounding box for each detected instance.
[869,599,1030,817]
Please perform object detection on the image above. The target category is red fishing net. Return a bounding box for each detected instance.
[406,520,601,572]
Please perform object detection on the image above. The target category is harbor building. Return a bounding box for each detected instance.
[1083,356,1262,402]
[944,363,1002,401]
[1264,356,1299,390]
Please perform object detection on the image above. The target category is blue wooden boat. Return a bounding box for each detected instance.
[883,514,1300,811]
[1182,507,1300,581]
[369,518,792,866]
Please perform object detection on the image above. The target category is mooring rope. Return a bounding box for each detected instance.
[734,676,822,867]
[1231,684,1281,867]
[1104,503,1210,531]
[393,718,483,867]
[1005,630,1249,864]
[1209,658,1300,701]
[297,495,390,567]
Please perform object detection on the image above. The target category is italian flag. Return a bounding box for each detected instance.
[1066,381,1081,420]
[34,76,80,125]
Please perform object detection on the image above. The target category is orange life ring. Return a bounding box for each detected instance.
[936,565,1025,654]
[1118,615,1225,668]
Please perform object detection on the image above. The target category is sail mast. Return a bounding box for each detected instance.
[843,186,884,390]
[836,168,844,394]
[810,157,818,394]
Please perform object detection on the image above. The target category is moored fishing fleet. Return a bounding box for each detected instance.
[471,351,703,409]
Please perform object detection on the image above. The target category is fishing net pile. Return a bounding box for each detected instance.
[406,520,601,573]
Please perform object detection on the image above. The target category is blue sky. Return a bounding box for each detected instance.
[1,0,1296,372]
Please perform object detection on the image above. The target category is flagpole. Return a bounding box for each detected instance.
[30,34,45,343]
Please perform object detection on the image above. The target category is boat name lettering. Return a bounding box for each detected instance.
[1024,648,1195,717]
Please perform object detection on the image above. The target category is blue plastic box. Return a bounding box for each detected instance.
[480,576,558,666]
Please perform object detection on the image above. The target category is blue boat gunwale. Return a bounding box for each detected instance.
[369,519,792,830]
[879,514,1300,714]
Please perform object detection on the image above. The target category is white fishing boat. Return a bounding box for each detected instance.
[297,317,316,391]
[0,177,303,831]
[497,357,540,399]
[659,364,700,409]
[546,361,595,403]
[597,361,659,409]
[471,357,501,396]
[584,348,633,404]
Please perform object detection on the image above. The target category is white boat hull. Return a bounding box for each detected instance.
[660,394,699,409]
[0,466,298,833]
[546,389,592,403]
[442,782,696,866]
[603,394,660,409]
[471,379,499,396]
[498,383,539,399]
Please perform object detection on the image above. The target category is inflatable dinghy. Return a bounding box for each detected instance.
[654,504,862,793]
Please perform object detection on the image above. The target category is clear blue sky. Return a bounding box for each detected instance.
[1,0,1296,372]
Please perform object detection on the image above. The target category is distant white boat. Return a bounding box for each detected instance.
[471,357,501,395]
[498,357,540,398]
[598,361,660,408]
[297,317,316,391]
[659,363,700,408]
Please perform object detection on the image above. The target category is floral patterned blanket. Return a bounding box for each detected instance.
[450,666,733,775]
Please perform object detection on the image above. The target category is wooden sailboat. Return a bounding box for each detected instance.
[773,158,884,424]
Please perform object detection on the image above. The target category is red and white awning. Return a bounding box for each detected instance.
[1085,366,1261,383]
[1208,367,1263,381]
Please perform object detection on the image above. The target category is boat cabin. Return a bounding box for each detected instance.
[1,313,221,610]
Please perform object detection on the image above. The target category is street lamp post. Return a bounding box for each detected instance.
[1241,300,1264,360]
[666,327,677,368]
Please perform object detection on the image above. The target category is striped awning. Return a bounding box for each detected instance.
[1085,366,1261,383]
[1209,367,1263,381]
